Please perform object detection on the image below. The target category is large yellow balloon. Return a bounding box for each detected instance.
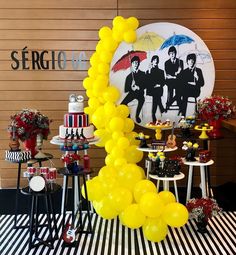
[121,204,146,229]
[108,187,133,212]
[105,139,117,153]
[109,117,125,132]
[82,177,104,202]
[114,157,127,168]
[127,17,139,30]
[133,180,157,203]
[139,192,165,218]
[100,176,119,195]
[93,196,118,220]
[162,202,189,227]
[143,218,168,242]
[158,191,176,205]
[117,163,144,191]
[125,145,143,163]
[98,165,117,179]
[103,86,120,103]
[117,137,130,149]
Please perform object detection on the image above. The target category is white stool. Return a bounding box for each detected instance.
[183,158,214,202]
[149,172,185,202]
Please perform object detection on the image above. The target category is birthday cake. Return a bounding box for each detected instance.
[59,94,94,139]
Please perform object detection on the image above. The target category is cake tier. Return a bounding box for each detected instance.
[64,113,89,127]
[69,101,83,113]
[59,125,94,139]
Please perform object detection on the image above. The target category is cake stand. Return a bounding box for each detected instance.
[50,135,99,146]
[145,124,172,140]
[194,125,213,139]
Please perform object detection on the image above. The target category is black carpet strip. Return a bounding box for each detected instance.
[0,212,235,255]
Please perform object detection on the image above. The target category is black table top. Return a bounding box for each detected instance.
[21,183,61,196]
[57,167,92,176]
[6,153,53,164]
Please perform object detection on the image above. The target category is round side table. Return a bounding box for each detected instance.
[183,158,214,202]
[21,183,61,249]
[149,172,185,202]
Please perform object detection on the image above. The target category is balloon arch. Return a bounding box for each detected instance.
[82,16,188,242]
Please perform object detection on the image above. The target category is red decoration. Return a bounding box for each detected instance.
[208,119,223,139]
[23,135,38,157]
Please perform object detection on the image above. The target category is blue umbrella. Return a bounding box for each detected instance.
[160,34,194,50]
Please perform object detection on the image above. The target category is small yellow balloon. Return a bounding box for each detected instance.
[127,17,139,30]
[111,146,125,158]
[90,52,100,66]
[158,191,176,205]
[88,97,101,109]
[162,202,189,227]
[98,26,112,40]
[112,131,124,140]
[105,154,115,166]
[88,66,98,78]
[121,204,146,229]
[98,62,110,74]
[98,165,117,179]
[105,139,116,153]
[125,145,143,163]
[112,28,123,42]
[114,157,127,168]
[100,50,113,63]
[113,16,125,28]
[143,218,168,243]
[139,192,165,218]
[116,104,130,118]
[123,118,135,133]
[133,180,157,203]
[83,77,94,90]
[123,30,137,43]
[102,37,118,52]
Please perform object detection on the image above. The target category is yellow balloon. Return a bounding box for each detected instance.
[100,176,119,195]
[83,77,94,90]
[98,165,117,179]
[86,88,94,98]
[158,191,176,205]
[100,50,113,63]
[98,26,112,40]
[103,86,120,103]
[82,177,104,202]
[116,104,130,118]
[98,62,110,74]
[123,118,135,133]
[108,187,133,212]
[109,117,125,132]
[105,139,116,153]
[123,30,137,43]
[92,111,105,129]
[117,163,143,191]
[162,202,189,227]
[104,102,117,117]
[105,154,115,166]
[121,204,146,229]
[114,157,127,168]
[143,218,168,243]
[93,196,118,220]
[88,97,101,109]
[102,37,118,52]
[126,131,140,145]
[111,146,125,158]
[112,131,124,140]
[93,78,107,92]
[112,16,125,27]
[90,52,100,66]
[133,180,157,203]
[112,28,123,42]
[139,192,165,218]
[125,145,143,163]
[96,40,104,53]
[88,66,98,78]
[117,137,130,149]
[127,17,139,30]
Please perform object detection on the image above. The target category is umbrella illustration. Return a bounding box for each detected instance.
[160,33,194,50]
[133,32,165,51]
[111,50,147,72]
[180,44,212,64]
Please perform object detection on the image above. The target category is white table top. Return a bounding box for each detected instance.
[50,135,99,146]
[137,146,178,153]
[149,172,185,181]
[182,157,214,166]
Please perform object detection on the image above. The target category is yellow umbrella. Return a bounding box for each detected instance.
[133,32,165,51]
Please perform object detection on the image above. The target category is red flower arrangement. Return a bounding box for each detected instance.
[197,95,235,121]
[8,109,51,141]
[186,198,222,222]
[61,153,80,164]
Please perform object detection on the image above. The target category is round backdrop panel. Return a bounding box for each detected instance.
[110,22,215,126]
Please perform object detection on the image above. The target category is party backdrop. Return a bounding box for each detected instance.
[110,22,215,126]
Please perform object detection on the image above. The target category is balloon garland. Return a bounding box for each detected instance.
[82,16,188,242]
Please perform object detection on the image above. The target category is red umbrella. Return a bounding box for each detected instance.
[111,50,147,72]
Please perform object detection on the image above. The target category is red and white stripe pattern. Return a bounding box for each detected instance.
[64,113,89,128]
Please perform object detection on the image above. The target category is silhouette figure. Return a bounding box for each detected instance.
[121,56,146,123]
[146,55,165,122]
